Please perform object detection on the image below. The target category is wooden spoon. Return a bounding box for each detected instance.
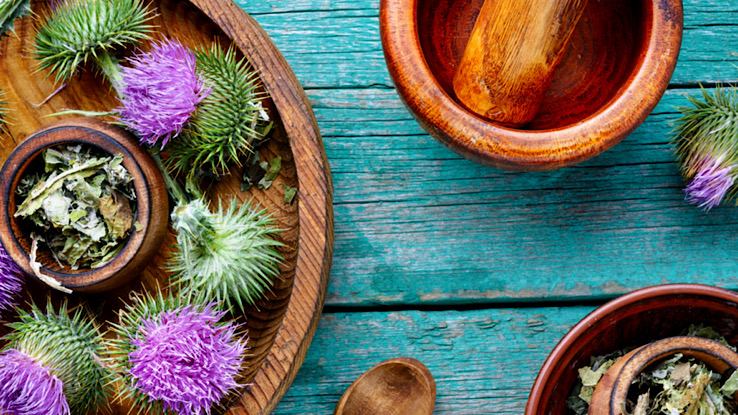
[589,336,738,415]
[334,357,436,415]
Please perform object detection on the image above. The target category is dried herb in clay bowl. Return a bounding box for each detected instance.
[0,0,332,413]
[526,284,738,415]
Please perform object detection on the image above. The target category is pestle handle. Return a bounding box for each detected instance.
[452,0,588,127]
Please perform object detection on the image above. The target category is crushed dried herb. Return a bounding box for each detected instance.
[567,325,738,415]
[15,144,137,270]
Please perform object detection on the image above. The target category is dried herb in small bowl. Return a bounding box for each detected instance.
[567,326,738,415]
[15,144,137,270]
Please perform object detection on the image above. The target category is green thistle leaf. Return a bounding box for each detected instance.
[34,0,154,83]
[166,44,272,181]
[0,0,31,37]
[4,300,112,415]
[169,198,283,311]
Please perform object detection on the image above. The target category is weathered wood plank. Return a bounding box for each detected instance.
[236,0,738,89]
[274,306,594,414]
[233,0,738,307]
[307,87,738,306]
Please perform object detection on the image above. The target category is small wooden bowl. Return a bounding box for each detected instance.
[525,284,738,414]
[380,0,683,170]
[0,118,168,293]
[588,336,738,414]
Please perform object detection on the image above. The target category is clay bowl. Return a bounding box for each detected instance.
[380,0,683,170]
[525,284,738,414]
[0,118,168,293]
[0,0,332,413]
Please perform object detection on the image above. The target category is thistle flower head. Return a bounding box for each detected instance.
[34,0,153,83]
[4,301,112,414]
[169,198,283,311]
[673,86,738,210]
[0,349,69,415]
[117,39,210,148]
[109,291,246,415]
[0,243,23,314]
[684,154,736,211]
[166,44,272,180]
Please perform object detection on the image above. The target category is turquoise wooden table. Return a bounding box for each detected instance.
[233,0,738,412]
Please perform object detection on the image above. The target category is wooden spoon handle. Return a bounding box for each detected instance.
[452,0,587,127]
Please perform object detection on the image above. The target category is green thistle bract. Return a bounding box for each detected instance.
[0,89,9,133]
[673,86,738,210]
[4,301,112,415]
[169,198,283,311]
[166,44,272,181]
[0,0,31,37]
[34,0,154,83]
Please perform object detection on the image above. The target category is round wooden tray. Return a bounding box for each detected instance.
[0,1,333,414]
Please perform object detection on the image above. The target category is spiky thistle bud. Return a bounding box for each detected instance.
[0,243,24,315]
[166,44,272,181]
[34,0,153,83]
[0,0,30,37]
[2,301,112,415]
[169,198,283,311]
[116,39,210,147]
[109,291,246,415]
[673,86,738,211]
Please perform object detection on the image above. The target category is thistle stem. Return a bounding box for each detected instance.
[95,52,123,91]
[149,150,190,204]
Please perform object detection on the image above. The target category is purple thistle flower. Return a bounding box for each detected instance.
[129,303,245,415]
[0,244,23,314]
[0,349,70,415]
[117,39,209,148]
[685,154,736,211]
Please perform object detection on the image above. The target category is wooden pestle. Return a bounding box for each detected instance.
[452,0,588,127]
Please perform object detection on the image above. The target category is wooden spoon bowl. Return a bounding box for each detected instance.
[380,0,683,170]
[334,357,436,415]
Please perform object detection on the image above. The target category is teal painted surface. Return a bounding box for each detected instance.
[232,0,738,412]
[276,307,593,414]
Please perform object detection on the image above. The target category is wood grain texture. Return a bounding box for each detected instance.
[237,0,738,309]
[452,0,587,126]
[229,0,738,413]
[0,1,332,414]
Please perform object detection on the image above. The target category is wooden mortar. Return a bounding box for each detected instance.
[589,336,738,415]
[452,0,588,127]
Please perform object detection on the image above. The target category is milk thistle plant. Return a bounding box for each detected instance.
[0,243,24,315]
[673,86,738,211]
[115,39,210,147]
[34,0,154,83]
[1,301,112,415]
[167,44,272,182]
[0,0,31,37]
[109,291,246,415]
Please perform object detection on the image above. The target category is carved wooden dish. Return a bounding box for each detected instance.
[0,0,333,414]
[380,0,683,170]
[525,284,738,414]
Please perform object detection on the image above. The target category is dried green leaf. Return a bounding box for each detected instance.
[284,184,297,204]
[258,156,281,189]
